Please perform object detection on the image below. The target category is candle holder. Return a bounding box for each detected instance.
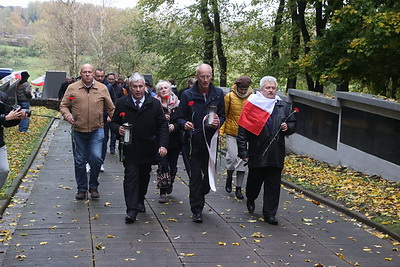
[206,105,217,128]
[122,122,132,145]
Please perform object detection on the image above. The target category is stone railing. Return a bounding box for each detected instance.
[283,89,400,182]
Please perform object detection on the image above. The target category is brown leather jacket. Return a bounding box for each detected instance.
[60,80,115,133]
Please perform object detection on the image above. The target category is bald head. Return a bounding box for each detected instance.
[80,64,95,86]
[195,63,213,92]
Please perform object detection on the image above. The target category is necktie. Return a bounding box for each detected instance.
[135,100,140,109]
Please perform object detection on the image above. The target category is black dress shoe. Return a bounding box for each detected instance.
[246,200,255,213]
[264,215,278,225]
[192,213,203,223]
[125,211,137,224]
[138,203,146,213]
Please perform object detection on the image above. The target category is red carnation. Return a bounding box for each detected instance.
[188,101,194,106]
[68,97,74,101]
[164,95,170,100]
[293,108,300,113]
[119,112,126,117]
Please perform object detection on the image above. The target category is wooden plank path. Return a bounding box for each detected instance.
[0,119,399,266]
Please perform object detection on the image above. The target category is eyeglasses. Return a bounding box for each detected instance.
[198,75,212,80]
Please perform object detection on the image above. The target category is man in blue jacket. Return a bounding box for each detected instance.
[177,63,225,223]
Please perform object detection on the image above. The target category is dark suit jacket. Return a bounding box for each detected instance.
[110,94,169,164]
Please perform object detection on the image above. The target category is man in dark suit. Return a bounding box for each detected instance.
[110,72,168,223]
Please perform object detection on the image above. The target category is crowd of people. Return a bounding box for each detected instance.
[58,63,297,226]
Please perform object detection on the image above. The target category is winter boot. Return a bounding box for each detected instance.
[235,187,244,199]
[225,170,234,193]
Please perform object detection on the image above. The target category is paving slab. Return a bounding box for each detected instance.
[0,119,399,266]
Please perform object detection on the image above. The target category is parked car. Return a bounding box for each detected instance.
[0,68,13,80]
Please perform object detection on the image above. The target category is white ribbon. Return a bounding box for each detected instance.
[203,116,219,192]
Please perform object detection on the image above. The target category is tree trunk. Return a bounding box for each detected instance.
[199,0,214,68]
[271,0,285,61]
[286,0,301,91]
[337,79,349,91]
[210,0,227,87]
[298,0,315,91]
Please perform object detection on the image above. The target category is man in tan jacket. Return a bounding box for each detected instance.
[60,63,115,200]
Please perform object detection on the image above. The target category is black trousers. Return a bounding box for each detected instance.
[122,161,151,215]
[187,146,211,214]
[246,166,282,216]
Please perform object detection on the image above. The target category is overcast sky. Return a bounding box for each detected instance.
[0,0,139,9]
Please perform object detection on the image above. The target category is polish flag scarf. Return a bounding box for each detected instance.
[238,91,280,136]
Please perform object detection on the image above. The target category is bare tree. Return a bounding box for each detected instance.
[41,0,87,76]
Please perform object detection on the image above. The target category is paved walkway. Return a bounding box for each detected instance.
[0,119,399,266]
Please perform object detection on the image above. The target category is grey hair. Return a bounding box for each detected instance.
[128,72,145,85]
[155,80,172,94]
[188,78,196,85]
[259,76,278,89]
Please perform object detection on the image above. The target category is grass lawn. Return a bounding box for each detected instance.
[0,106,60,199]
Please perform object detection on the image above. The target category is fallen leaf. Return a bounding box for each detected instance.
[95,242,105,250]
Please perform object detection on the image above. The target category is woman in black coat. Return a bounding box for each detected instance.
[153,80,182,203]
[237,76,296,225]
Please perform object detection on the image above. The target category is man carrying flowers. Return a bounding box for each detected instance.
[60,63,115,200]
[176,63,225,223]
[110,73,168,224]
[237,76,297,225]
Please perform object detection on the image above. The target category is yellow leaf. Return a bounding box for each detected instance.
[39,242,48,245]
[363,248,371,251]
[384,258,392,261]
[104,202,111,207]
[91,214,99,220]
[95,242,105,250]
[232,242,240,246]
[218,242,226,246]
[253,239,261,243]
[335,253,345,259]
[251,232,265,238]
[183,253,195,257]
[167,218,178,222]
[106,235,115,238]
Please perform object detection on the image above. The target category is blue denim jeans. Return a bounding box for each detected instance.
[72,128,104,191]
[18,101,30,132]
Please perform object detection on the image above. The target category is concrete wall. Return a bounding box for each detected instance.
[285,89,400,183]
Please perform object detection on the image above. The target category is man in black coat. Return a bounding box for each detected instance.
[177,63,225,223]
[237,76,296,225]
[58,76,73,100]
[110,73,168,223]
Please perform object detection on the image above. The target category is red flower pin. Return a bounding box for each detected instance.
[293,108,300,113]
[68,97,74,101]
[119,112,126,117]
[188,101,194,106]
[164,95,170,100]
